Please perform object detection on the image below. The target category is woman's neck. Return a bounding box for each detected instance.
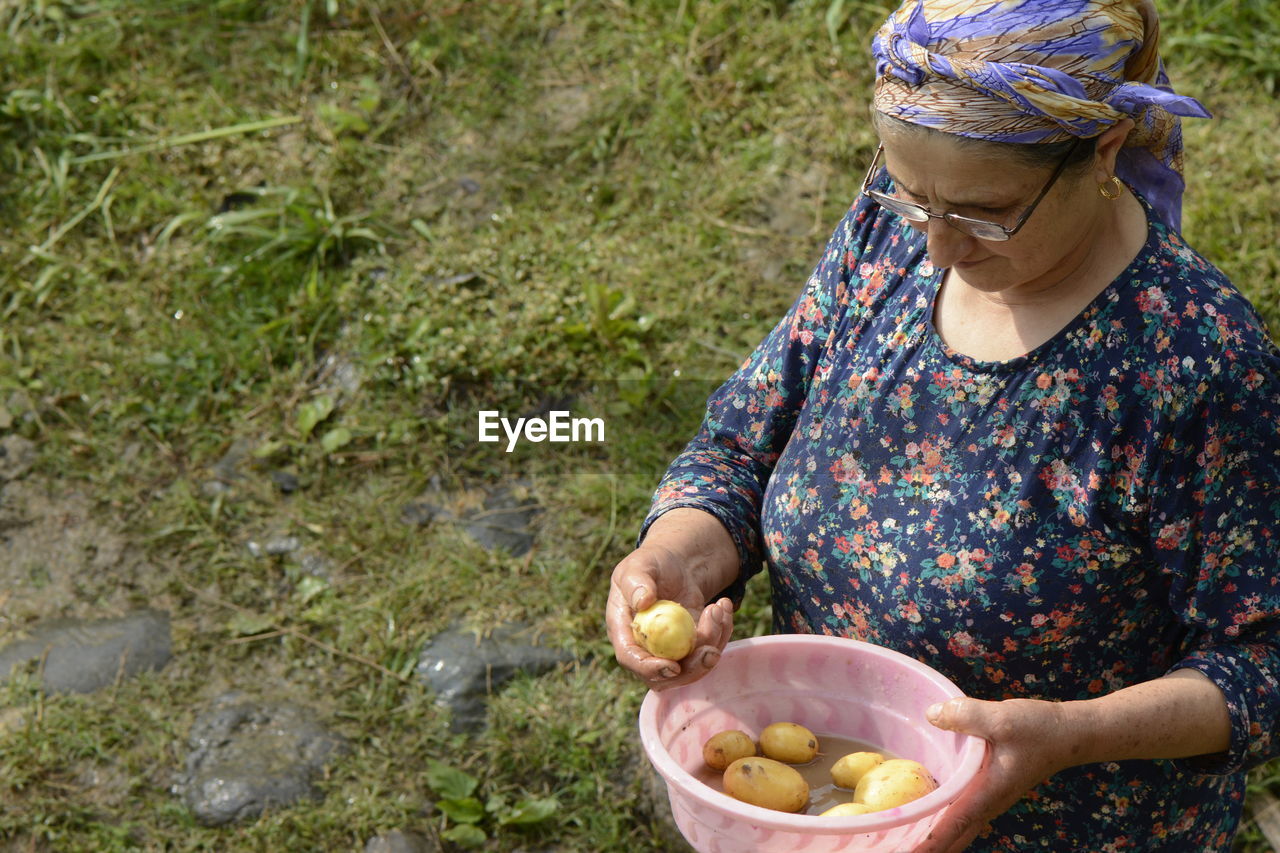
[936,189,1148,361]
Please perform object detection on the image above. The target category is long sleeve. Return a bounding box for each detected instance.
[639,197,888,602]
[1153,338,1280,773]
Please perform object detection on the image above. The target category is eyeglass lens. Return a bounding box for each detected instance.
[868,188,1010,241]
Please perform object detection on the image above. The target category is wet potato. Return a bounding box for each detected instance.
[853,758,938,811]
[723,756,810,813]
[758,721,819,764]
[630,599,696,660]
[819,802,876,817]
[830,751,885,789]
[703,730,757,771]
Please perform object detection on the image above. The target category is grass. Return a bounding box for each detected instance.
[0,0,1277,850]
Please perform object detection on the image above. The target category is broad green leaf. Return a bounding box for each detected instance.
[426,759,478,799]
[437,796,485,824]
[297,395,335,437]
[320,426,352,454]
[252,439,287,459]
[227,611,275,636]
[499,796,558,826]
[441,824,486,847]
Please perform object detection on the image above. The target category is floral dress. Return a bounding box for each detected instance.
[642,189,1280,850]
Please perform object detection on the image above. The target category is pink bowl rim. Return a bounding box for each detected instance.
[638,634,988,834]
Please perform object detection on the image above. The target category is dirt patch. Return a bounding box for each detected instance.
[0,478,160,636]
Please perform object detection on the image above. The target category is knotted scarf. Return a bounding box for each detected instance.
[871,0,1211,231]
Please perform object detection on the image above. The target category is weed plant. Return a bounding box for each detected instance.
[0,1,1276,850]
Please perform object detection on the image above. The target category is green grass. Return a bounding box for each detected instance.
[0,1,1277,850]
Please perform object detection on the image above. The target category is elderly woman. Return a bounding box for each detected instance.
[605,0,1280,849]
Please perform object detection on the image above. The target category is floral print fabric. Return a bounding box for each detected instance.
[643,191,1280,850]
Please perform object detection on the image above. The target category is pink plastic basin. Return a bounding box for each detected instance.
[638,634,986,853]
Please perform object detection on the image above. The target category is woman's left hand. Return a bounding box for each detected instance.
[914,696,1078,853]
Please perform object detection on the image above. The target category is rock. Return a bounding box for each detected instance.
[270,470,301,494]
[461,486,540,557]
[400,475,450,527]
[0,435,36,481]
[247,535,302,558]
[363,829,440,853]
[176,692,347,826]
[400,498,449,527]
[0,610,172,694]
[415,622,574,733]
[400,481,541,555]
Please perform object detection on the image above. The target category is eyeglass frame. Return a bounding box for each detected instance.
[859,137,1083,242]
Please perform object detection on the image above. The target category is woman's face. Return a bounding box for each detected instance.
[877,127,1110,297]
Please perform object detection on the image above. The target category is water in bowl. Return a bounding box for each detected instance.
[693,732,917,816]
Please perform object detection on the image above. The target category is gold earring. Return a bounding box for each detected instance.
[1098,176,1123,200]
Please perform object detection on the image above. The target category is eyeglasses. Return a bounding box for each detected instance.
[859,138,1082,242]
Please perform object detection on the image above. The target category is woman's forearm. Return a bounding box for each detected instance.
[1060,669,1232,767]
[638,507,741,606]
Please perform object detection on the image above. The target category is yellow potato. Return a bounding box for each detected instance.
[703,730,757,771]
[819,802,876,817]
[758,721,819,764]
[723,757,809,813]
[631,600,696,660]
[853,759,938,811]
[830,751,886,789]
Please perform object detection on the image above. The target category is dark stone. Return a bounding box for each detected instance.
[217,191,259,213]
[415,622,574,733]
[176,692,347,826]
[270,470,301,493]
[460,486,540,557]
[400,499,449,527]
[363,829,440,853]
[0,610,172,694]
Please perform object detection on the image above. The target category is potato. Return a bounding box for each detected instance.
[819,802,876,817]
[631,600,696,660]
[703,730,757,771]
[723,756,809,813]
[830,751,885,789]
[758,721,819,764]
[853,759,938,811]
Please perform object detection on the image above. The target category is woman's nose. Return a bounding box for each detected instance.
[923,218,976,269]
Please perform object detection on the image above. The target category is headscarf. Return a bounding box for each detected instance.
[871,0,1211,232]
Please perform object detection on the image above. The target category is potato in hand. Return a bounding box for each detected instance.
[631,600,696,660]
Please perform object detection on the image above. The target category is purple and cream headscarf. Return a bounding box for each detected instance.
[871,0,1211,231]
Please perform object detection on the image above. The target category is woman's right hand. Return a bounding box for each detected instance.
[606,542,735,691]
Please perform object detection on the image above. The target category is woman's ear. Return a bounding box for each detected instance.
[1092,118,1136,181]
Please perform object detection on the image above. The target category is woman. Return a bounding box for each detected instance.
[606,0,1280,850]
